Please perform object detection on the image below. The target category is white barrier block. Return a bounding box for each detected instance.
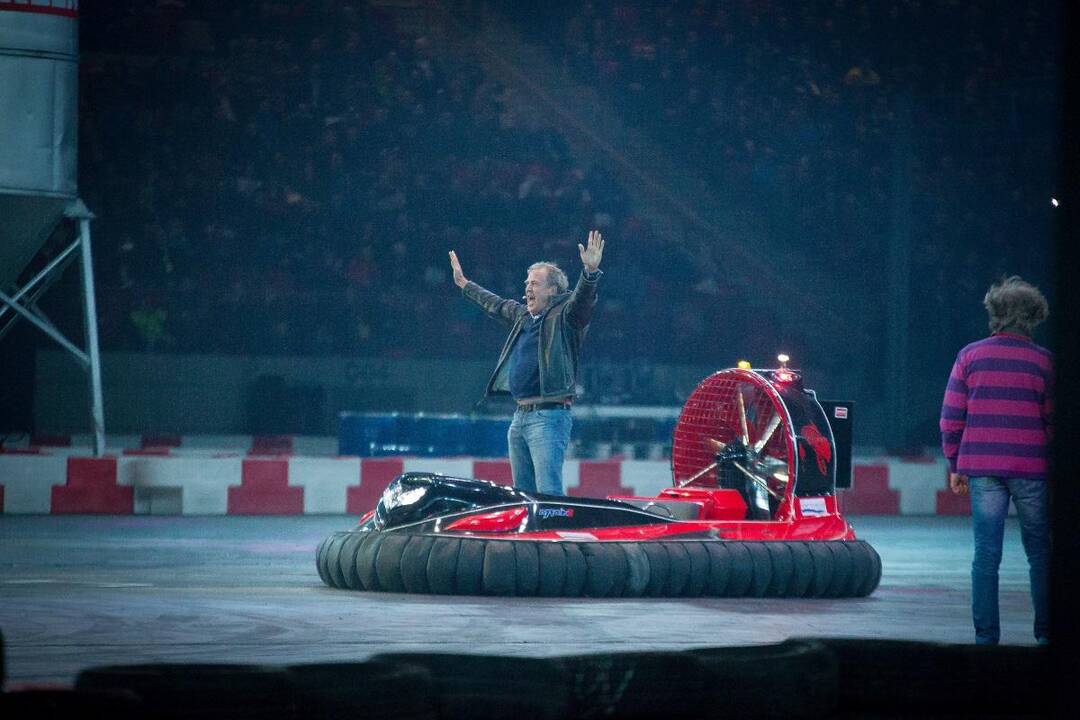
[618,460,673,497]
[403,458,475,478]
[132,486,183,515]
[887,459,949,515]
[290,456,360,514]
[561,460,580,493]
[168,448,244,458]
[117,456,241,515]
[32,447,104,459]
[0,455,67,513]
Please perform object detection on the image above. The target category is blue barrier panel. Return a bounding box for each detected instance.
[338,412,399,456]
[399,414,469,457]
[341,413,475,457]
[340,411,678,458]
[468,416,508,458]
[654,417,678,444]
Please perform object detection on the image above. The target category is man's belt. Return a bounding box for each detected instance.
[516,401,572,412]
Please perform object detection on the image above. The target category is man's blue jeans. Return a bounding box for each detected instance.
[970,476,1050,645]
[508,407,572,496]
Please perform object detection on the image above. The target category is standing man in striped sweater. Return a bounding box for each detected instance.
[940,276,1053,645]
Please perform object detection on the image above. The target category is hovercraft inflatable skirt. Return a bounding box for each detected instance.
[317,531,881,598]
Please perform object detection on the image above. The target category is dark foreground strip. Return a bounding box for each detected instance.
[317,532,883,599]
[3,640,1049,719]
[806,637,1054,718]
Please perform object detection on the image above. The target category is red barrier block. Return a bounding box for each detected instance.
[250,435,294,455]
[473,459,513,487]
[936,470,972,516]
[569,460,633,498]
[840,464,900,515]
[141,434,182,448]
[52,457,133,514]
[936,488,971,515]
[348,458,404,514]
[227,459,303,514]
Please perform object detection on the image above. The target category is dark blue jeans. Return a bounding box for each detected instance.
[970,476,1050,645]
[508,407,572,495]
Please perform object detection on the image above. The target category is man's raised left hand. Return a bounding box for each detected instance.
[579,230,605,273]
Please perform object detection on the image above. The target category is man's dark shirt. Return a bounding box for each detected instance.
[508,313,543,399]
[461,268,601,400]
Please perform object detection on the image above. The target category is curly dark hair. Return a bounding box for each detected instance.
[983,276,1049,336]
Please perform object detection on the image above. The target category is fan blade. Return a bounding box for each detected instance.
[704,437,727,453]
[734,461,784,500]
[752,413,782,453]
[754,455,789,480]
[736,390,750,446]
[680,461,717,487]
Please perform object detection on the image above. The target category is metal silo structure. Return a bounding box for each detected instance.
[0,0,104,454]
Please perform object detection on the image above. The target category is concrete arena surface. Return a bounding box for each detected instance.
[0,515,1041,686]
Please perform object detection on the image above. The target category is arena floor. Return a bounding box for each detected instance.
[0,515,1041,686]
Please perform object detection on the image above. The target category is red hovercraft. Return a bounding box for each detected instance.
[317,360,881,598]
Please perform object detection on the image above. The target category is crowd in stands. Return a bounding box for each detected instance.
[513,0,1056,309]
[75,1,1057,408]
[80,0,641,363]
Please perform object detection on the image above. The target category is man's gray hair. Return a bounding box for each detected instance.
[528,261,569,293]
[983,275,1048,336]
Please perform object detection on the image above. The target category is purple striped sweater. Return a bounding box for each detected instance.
[940,333,1053,479]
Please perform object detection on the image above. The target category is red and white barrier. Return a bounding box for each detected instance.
[0,452,963,516]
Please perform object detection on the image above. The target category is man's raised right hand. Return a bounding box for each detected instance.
[448,250,468,289]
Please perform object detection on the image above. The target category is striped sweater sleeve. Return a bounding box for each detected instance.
[1043,364,1054,442]
[940,351,968,473]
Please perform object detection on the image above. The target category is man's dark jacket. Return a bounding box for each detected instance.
[463,271,600,400]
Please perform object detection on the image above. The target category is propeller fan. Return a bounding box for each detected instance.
[671,369,795,517]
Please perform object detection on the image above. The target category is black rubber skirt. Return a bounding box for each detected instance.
[316,531,882,598]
